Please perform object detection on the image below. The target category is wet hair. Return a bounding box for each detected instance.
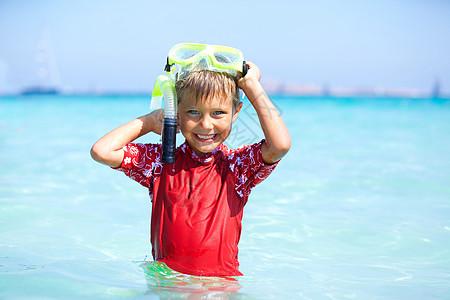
[175,70,241,110]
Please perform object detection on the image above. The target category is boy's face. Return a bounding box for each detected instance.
[178,93,242,157]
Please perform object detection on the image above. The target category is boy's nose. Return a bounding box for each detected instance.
[199,115,214,129]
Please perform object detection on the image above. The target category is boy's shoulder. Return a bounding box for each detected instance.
[218,141,267,170]
[221,140,264,157]
[120,142,162,167]
[127,142,162,155]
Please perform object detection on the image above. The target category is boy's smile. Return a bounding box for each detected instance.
[178,94,242,157]
[194,133,218,142]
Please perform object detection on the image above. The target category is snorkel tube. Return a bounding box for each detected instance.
[150,75,177,163]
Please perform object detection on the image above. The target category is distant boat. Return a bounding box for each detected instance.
[20,86,60,95]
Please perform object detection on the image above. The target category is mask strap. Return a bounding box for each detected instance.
[242,61,249,77]
[164,57,174,72]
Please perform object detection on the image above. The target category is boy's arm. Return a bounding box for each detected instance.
[238,62,291,164]
[90,109,164,168]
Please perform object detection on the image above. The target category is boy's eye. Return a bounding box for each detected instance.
[187,110,199,115]
[213,111,225,116]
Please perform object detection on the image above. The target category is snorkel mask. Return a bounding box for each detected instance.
[151,43,248,163]
[165,43,248,79]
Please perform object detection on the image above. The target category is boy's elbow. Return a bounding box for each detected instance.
[276,134,291,156]
[263,138,291,164]
[90,143,104,163]
[90,141,123,168]
[275,139,291,160]
[90,142,111,164]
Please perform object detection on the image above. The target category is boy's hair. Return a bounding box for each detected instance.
[175,70,241,110]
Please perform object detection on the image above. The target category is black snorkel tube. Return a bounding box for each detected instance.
[161,87,177,164]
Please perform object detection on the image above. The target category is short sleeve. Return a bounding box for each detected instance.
[227,140,279,200]
[115,143,163,190]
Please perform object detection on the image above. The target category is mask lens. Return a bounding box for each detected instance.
[171,44,206,63]
[174,48,201,60]
[214,52,240,65]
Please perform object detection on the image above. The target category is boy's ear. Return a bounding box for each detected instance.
[232,102,243,123]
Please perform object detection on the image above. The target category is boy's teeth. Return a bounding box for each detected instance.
[197,134,215,139]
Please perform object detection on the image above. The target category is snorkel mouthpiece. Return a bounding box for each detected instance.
[151,75,177,164]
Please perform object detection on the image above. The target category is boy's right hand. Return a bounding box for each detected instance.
[91,109,177,168]
[150,109,181,135]
[150,109,165,135]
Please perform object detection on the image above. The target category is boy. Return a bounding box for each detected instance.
[91,44,290,277]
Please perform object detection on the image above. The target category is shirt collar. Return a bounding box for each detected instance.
[180,140,228,164]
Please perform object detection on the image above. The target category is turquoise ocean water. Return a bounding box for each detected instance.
[1,95,449,299]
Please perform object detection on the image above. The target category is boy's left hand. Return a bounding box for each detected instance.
[236,61,291,164]
[238,61,261,93]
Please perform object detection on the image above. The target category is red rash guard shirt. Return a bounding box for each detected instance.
[116,140,278,277]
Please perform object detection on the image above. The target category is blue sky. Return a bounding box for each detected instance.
[1,0,449,95]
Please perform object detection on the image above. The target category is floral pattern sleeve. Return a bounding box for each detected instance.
[115,143,163,192]
[227,140,280,201]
